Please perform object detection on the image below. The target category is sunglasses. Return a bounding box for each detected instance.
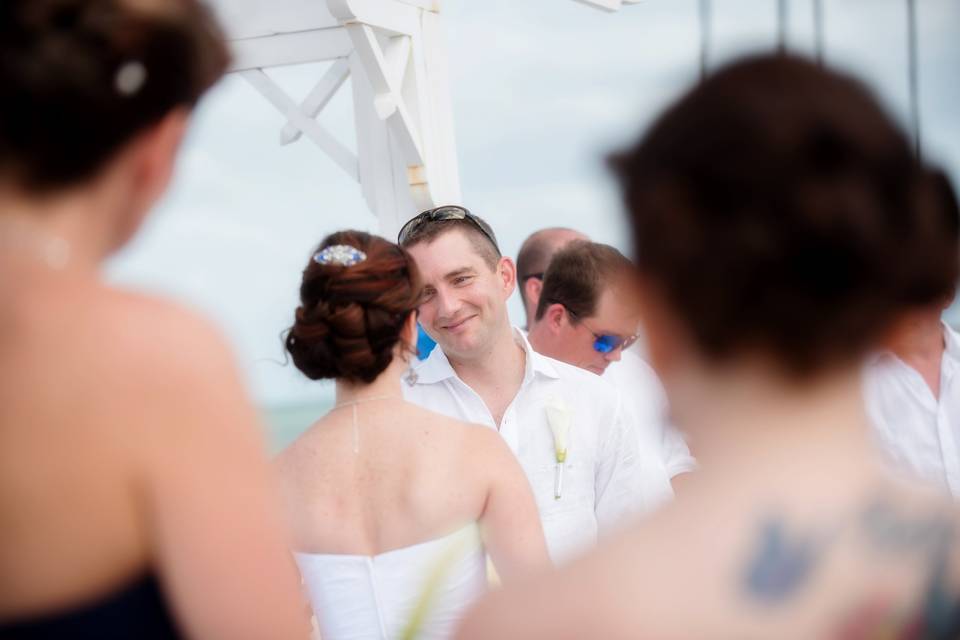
[565,308,639,354]
[397,205,499,252]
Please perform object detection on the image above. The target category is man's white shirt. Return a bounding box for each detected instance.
[604,351,696,507]
[865,322,960,497]
[403,329,646,563]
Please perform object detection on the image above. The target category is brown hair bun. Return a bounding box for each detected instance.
[286,230,420,384]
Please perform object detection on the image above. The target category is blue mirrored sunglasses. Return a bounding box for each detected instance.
[591,332,638,354]
[565,307,638,354]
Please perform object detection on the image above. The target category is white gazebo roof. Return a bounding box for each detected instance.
[206,0,639,235]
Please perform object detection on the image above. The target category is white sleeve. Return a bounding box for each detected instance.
[593,392,648,535]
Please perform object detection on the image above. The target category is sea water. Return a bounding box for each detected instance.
[262,397,334,454]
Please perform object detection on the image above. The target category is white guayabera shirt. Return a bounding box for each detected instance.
[865,322,960,498]
[605,351,697,498]
[403,329,646,563]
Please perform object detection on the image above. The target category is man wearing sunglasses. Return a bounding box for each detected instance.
[526,240,697,497]
[527,241,639,376]
[398,206,647,563]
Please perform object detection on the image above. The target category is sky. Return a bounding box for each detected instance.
[105,0,960,409]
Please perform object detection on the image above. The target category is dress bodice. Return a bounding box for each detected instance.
[295,525,486,640]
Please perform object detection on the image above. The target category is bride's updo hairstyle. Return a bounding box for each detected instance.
[0,0,229,194]
[286,230,421,385]
[611,54,960,378]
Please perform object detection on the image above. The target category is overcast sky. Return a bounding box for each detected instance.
[106,0,960,408]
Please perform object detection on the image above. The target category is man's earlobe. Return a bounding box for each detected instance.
[548,304,566,331]
[527,278,543,302]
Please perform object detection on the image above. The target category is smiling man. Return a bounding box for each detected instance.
[398,206,647,563]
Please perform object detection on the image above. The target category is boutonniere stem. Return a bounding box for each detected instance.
[545,396,571,500]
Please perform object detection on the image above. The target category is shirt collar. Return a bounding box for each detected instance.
[516,327,561,382]
[409,326,561,386]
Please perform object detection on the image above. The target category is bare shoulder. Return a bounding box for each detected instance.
[78,290,255,440]
[96,290,235,371]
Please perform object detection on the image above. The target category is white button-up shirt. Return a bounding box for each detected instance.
[605,352,696,507]
[865,322,960,497]
[403,329,645,563]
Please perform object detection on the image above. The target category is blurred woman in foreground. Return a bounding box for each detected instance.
[457,54,960,639]
[0,1,307,637]
[277,230,549,639]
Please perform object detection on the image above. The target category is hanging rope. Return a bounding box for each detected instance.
[777,0,789,52]
[813,0,824,65]
[906,0,922,159]
[699,0,711,80]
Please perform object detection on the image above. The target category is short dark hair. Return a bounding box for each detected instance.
[0,0,229,194]
[286,230,420,385]
[398,216,501,271]
[535,241,634,322]
[610,54,960,377]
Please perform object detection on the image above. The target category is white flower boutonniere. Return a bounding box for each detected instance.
[545,395,572,500]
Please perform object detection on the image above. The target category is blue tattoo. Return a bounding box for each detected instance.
[744,518,824,603]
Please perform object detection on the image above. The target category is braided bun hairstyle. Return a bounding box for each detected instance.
[0,0,229,194]
[286,230,420,385]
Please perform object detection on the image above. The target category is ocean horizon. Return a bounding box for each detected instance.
[262,398,334,454]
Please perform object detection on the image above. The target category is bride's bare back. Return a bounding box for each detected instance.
[277,230,549,584]
[276,394,547,582]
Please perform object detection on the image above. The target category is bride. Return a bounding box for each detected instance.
[276,230,550,640]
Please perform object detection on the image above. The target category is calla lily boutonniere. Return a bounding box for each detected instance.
[545,395,572,499]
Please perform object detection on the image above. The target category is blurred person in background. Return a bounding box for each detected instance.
[457,54,960,639]
[0,1,308,637]
[866,269,960,497]
[526,240,674,509]
[516,227,588,330]
[277,230,548,640]
[520,234,697,496]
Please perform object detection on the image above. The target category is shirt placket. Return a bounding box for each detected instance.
[499,401,520,454]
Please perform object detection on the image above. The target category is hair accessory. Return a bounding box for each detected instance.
[115,60,147,97]
[313,244,367,267]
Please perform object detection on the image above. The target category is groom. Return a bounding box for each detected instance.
[399,206,646,563]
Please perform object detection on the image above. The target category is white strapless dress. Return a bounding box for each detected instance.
[295,525,486,640]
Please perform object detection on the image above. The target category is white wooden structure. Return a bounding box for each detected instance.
[208,0,639,236]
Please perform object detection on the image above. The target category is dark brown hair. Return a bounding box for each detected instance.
[0,0,229,193]
[399,217,501,271]
[535,240,634,322]
[286,230,420,385]
[610,54,960,377]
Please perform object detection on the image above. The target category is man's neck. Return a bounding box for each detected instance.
[891,315,946,399]
[448,323,526,426]
[525,321,553,359]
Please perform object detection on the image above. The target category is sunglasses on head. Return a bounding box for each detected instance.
[397,205,499,252]
[565,307,639,354]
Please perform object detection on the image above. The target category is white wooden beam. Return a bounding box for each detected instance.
[280,58,351,145]
[327,0,421,36]
[347,24,425,164]
[239,69,359,181]
[416,8,461,205]
[229,28,352,71]
[349,53,416,236]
